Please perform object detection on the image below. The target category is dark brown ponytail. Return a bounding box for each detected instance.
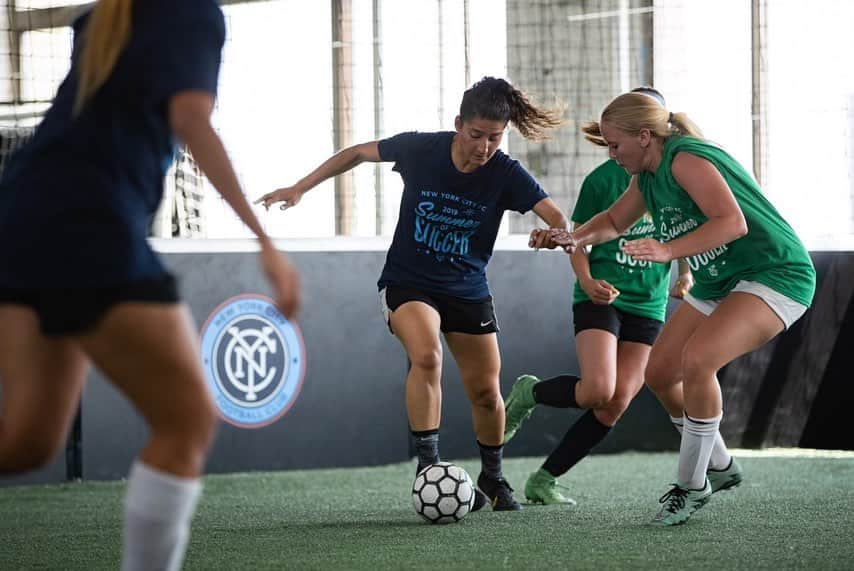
[459,76,563,141]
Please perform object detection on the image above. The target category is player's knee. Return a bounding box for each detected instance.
[680,346,716,387]
[592,407,620,427]
[154,401,218,464]
[581,375,615,409]
[469,385,501,410]
[194,399,219,453]
[184,398,219,460]
[154,428,215,474]
[644,359,665,387]
[644,357,678,391]
[408,347,442,373]
[680,366,713,391]
[594,395,632,426]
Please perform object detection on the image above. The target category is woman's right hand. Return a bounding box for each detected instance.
[259,239,302,319]
[581,277,620,305]
[254,186,304,211]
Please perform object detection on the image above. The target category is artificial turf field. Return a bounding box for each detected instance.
[1,450,852,570]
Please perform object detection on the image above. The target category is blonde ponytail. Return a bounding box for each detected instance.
[580,120,607,147]
[668,111,704,139]
[581,93,705,146]
[74,0,133,115]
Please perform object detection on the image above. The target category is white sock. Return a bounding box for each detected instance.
[121,461,203,571]
[671,415,731,471]
[678,414,721,490]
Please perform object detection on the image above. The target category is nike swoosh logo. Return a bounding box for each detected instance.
[480,320,493,327]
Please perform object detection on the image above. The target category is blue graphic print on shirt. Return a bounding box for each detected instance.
[413,192,485,258]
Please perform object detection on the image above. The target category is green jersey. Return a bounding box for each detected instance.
[571,159,672,322]
[637,136,815,307]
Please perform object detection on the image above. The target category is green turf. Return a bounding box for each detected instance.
[1,452,853,570]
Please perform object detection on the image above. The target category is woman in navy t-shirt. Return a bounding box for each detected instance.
[0,1,300,569]
[258,77,567,511]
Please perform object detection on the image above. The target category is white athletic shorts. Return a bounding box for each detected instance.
[683,280,809,330]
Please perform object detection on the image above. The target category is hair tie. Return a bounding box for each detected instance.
[668,112,674,123]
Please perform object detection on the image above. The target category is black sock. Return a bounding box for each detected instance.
[541,410,611,477]
[533,374,580,408]
[412,429,439,473]
[477,440,504,480]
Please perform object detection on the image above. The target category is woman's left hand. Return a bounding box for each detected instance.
[620,238,673,263]
[528,228,559,250]
[670,272,695,299]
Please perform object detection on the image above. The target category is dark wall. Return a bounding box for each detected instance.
[719,251,854,450]
[80,250,411,482]
[3,247,852,486]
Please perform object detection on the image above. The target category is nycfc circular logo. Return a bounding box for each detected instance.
[200,294,305,428]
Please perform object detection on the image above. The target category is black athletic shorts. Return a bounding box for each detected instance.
[0,274,180,337]
[573,300,662,346]
[379,285,499,335]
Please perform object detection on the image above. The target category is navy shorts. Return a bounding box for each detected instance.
[379,285,499,335]
[0,274,180,337]
[573,300,662,346]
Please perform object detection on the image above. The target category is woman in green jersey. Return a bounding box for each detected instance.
[505,88,702,506]
[547,92,816,525]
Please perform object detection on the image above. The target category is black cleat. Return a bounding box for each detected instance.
[471,488,489,512]
[477,472,522,511]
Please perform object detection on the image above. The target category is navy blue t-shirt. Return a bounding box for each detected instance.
[0,0,225,288]
[377,131,547,300]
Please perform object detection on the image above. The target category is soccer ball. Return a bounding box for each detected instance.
[411,462,475,524]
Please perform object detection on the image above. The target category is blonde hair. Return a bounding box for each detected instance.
[74,0,134,115]
[581,92,703,147]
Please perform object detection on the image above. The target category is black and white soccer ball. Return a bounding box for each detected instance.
[411,462,475,524]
